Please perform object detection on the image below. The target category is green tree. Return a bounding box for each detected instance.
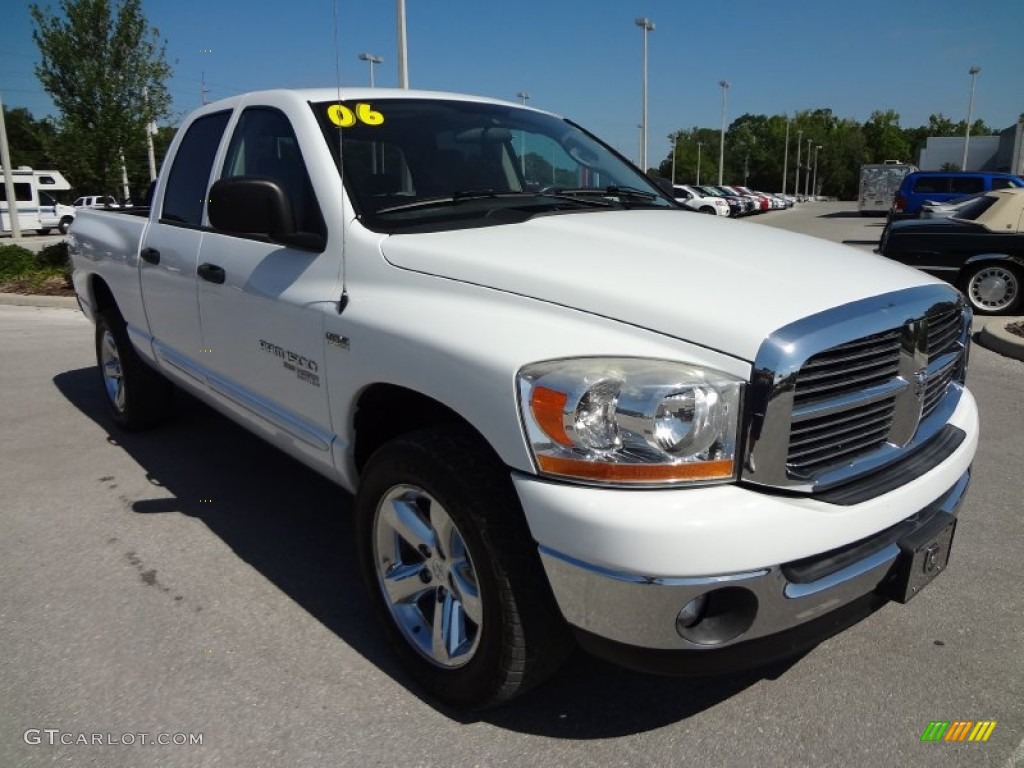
[29,0,172,200]
[1,106,58,170]
[863,109,909,163]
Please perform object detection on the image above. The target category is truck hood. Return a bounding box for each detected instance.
[380,209,937,362]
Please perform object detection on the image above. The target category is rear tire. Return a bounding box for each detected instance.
[962,263,1021,315]
[95,309,173,430]
[355,427,571,709]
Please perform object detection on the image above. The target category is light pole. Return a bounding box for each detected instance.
[962,65,981,170]
[804,138,812,198]
[812,145,822,198]
[669,133,678,185]
[718,80,730,185]
[794,129,802,199]
[781,119,789,196]
[635,17,655,171]
[359,53,382,87]
[696,141,704,185]
[396,0,409,88]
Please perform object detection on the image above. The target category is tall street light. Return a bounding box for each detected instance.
[812,145,822,198]
[781,119,790,196]
[718,80,730,185]
[696,141,704,185]
[359,53,382,87]
[669,133,679,184]
[396,0,409,88]
[635,18,655,171]
[962,65,981,171]
[794,129,802,199]
[804,138,813,198]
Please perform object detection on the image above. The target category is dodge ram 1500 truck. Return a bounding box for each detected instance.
[69,88,979,709]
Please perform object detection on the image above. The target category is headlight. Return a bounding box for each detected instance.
[517,358,744,486]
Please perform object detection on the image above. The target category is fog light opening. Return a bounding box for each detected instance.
[676,594,708,630]
[675,587,758,646]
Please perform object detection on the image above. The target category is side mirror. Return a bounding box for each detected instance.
[208,177,325,251]
[209,177,296,237]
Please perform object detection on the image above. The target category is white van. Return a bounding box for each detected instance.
[0,168,72,235]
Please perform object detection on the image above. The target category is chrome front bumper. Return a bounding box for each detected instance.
[538,470,970,652]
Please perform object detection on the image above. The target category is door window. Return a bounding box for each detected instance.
[220,107,325,238]
[161,111,231,226]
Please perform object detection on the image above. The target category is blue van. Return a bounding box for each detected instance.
[891,171,1024,219]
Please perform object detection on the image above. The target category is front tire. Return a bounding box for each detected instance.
[95,309,173,430]
[962,263,1021,315]
[59,217,73,234]
[355,428,571,709]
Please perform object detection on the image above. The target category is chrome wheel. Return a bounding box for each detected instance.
[99,329,126,413]
[966,265,1019,314]
[372,484,482,669]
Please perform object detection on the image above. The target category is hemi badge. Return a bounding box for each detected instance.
[326,332,350,350]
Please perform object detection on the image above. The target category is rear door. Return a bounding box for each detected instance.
[139,110,231,384]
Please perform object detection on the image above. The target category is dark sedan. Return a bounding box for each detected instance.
[878,188,1024,315]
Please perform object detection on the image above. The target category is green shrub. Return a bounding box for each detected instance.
[0,244,37,281]
[36,241,70,269]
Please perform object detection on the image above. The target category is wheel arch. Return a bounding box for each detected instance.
[962,252,1024,270]
[352,383,504,477]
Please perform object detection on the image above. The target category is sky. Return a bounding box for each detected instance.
[2,0,1023,163]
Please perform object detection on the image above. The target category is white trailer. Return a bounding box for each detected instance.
[0,167,72,234]
[858,162,916,216]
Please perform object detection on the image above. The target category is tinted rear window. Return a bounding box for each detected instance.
[912,177,949,194]
[951,177,984,194]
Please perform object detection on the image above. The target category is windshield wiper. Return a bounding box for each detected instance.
[375,190,610,215]
[542,185,660,203]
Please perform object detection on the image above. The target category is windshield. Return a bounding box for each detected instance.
[311,98,672,232]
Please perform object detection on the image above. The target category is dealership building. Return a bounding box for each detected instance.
[918,121,1024,174]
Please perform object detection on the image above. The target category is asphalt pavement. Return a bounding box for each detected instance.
[2,205,1023,768]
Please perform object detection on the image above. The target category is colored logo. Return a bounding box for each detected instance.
[921,721,996,742]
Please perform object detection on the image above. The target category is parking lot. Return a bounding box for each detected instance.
[2,205,1023,768]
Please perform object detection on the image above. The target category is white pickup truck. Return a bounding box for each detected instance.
[69,88,978,708]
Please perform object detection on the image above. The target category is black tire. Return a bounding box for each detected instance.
[962,263,1021,315]
[59,217,73,235]
[95,309,173,430]
[355,427,571,709]
[698,206,716,215]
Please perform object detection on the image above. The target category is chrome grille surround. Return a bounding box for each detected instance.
[743,285,970,493]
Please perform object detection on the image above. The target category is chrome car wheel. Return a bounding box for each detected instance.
[372,484,482,668]
[966,264,1020,314]
[100,329,126,413]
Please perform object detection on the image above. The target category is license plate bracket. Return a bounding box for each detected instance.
[883,512,957,604]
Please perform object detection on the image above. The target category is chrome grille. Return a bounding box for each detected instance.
[788,398,896,473]
[787,329,902,473]
[793,329,901,406]
[743,286,969,493]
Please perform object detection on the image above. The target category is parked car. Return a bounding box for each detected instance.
[70,87,977,708]
[38,191,76,234]
[695,185,746,216]
[716,185,759,214]
[890,171,1024,220]
[920,192,989,219]
[672,184,731,216]
[73,195,120,209]
[879,187,1024,314]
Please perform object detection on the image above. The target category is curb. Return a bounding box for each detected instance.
[0,292,79,309]
[977,316,1024,362]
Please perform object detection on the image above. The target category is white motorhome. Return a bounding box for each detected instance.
[0,167,72,234]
